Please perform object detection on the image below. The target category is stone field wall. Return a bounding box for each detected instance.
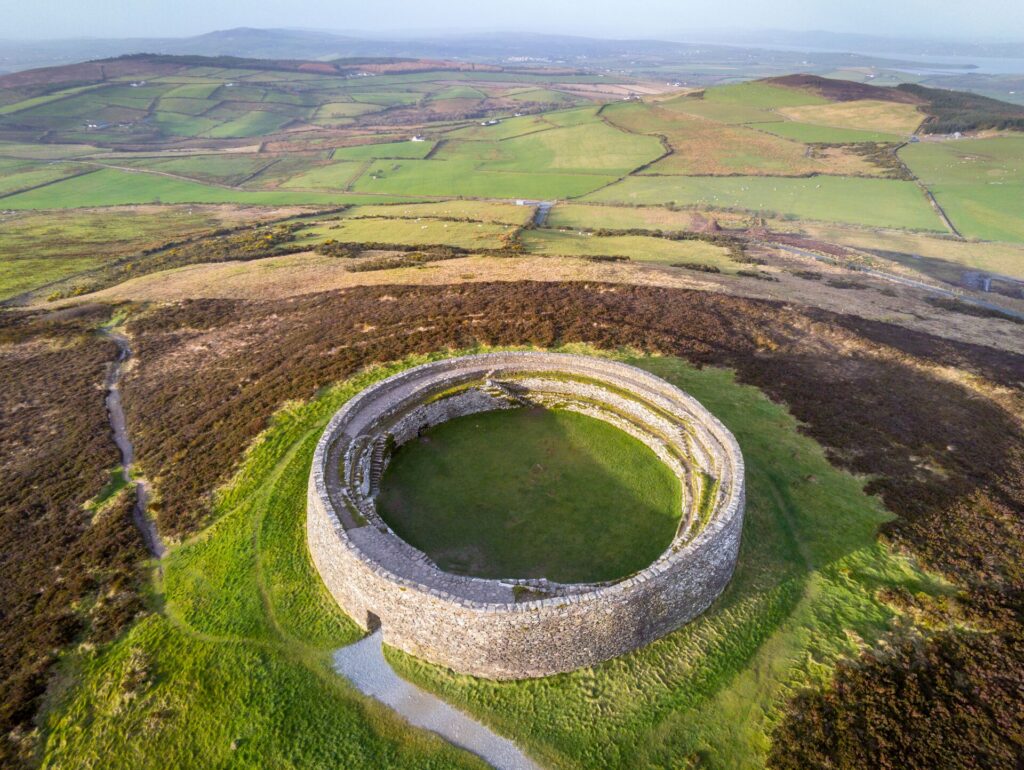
[307,352,745,679]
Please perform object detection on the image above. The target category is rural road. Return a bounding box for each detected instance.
[102,328,166,560]
[333,630,541,770]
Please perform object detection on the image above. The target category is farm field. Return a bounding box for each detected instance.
[584,174,945,231]
[117,154,274,186]
[545,202,764,231]
[278,160,366,189]
[351,158,616,198]
[295,216,517,250]
[900,135,1024,242]
[522,229,738,269]
[603,101,878,177]
[0,159,90,195]
[0,167,407,208]
[437,121,663,174]
[378,407,682,583]
[345,200,535,225]
[662,82,829,124]
[753,121,903,144]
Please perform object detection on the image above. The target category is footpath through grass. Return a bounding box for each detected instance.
[378,407,682,583]
[41,347,944,769]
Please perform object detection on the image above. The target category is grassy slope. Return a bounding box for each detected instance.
[386,355,944,770]
[378,408,681,583]
[584,174,945,231]
[41,356,488,770]
[900,135,1024,242]
[352,158,615,199]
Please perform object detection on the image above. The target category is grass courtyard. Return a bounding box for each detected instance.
[377,407,682,583]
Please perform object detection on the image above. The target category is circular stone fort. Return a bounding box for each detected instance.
[307,352,745,679]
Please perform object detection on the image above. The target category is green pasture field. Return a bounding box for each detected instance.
[0,84,106,115]
[0,167,411,208]
[506,88,576,104]
[540,106,602,127]
[346,200,535,225]
[0,206,239,300]
[387,354,943,770]
[279,160,366,190]
[241,155,335,188]
[295,217,515,250]
[349,91,423,107]
[378,408,681,583]
[446,113,557,140]
[664,82,828,124]
[522,229,736,269]
[163,83,222,100]
[352,158,616,199]
[430,85,486,100]
[151,112,223,137]
[314,102,384,120]
[753,121,903,144]
[122,155,273,186]
[0,141,101,159]
[439,121,663,175]
[38,348,940,770]
[155,97,220,116]
[900,136,1024,241]
[602,101,828,177]
[0,159,87,196]
[331,140,436,161]
[585,174,945,231]
[205,110,296,138]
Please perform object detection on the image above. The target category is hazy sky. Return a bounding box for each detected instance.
[4,0,1023,40]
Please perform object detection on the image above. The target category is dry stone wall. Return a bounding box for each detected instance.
[307,352,745,679]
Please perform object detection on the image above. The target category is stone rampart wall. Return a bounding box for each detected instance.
[307,352,745,679]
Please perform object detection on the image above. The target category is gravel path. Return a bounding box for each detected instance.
[333,631,540,770]
[102,329,166,560]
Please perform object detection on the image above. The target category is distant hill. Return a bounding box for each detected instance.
[0,52,507,92]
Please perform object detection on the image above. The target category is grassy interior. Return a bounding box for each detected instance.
[377,407,682,583]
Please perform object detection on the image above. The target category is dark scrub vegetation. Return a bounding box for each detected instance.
[0,305,146,767]
[898,82,1024,134]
